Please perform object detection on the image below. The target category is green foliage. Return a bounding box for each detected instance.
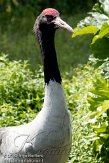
[0,54,97,162]
[63,59,100,163]
[91,23,109,44]
[91,36,109,59]
[64,64,95,163]
[73,0,109,59]
[0,54,44,126]
[63,58,109,162]
[77,0,109,29]
[1,55,109,162]
[73,26,99,38]
[1,1,109,162]
[87,62,109,162]
[71,1,109,161]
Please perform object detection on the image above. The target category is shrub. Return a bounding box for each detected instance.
[0,54,44,126]
[0,54,97,162]
[87,61,109,162]
[64,59,97,163]
[0,55,109,162]
[73,0,109,60]
[64,58,109,162]
[71,0,109,161]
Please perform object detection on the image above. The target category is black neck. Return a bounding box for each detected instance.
[37,28,61,84]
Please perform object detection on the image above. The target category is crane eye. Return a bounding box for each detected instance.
[46,15,54,22]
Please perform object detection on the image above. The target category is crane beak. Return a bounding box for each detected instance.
[52,17,74,33]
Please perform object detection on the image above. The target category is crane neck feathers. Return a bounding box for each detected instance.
[35,19,62,85]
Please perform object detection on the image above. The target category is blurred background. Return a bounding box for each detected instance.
[0,0,97,71]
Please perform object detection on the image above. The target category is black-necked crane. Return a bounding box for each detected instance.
[0,8,73,163]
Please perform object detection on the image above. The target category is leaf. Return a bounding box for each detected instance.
[72,26,99,38]
[99,133,109,139]
[89,100,109,120]
[77,0,109,29]
[92,23,109,44]
[94,126,107,133]
[89,137,100,141]
[98,100,109,115]
[100,0,109,16]
[91,36,109,59]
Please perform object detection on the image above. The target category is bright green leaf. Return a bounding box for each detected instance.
[94,126,107,133]
[72,26,99,38]
[92,23,109,44]
[96,100,109,117]
[100,133,109,139]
